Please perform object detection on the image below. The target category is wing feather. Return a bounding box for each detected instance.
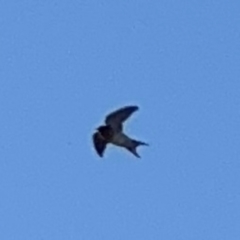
[92,132,107,157]
[105,106,139,131]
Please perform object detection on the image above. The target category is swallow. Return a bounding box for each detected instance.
[92,105,148,158]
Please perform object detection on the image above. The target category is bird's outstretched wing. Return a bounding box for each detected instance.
[105,106,139,132]
[92,132,107,157]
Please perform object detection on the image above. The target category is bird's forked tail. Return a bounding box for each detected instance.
[127,140,149,158]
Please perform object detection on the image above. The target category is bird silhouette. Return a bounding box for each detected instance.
[92,105,148,158]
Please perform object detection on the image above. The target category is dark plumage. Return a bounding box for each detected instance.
[92,106,148,158]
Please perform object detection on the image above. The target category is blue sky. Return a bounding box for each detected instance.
[1,1,240,239]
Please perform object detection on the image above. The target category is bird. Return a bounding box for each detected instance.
[92,105,148,158]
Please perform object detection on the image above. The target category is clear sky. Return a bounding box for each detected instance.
[1,1,240,239]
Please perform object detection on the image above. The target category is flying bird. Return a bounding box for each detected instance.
[92,105,148,158]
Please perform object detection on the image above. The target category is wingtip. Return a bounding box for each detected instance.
[124,105,139,111]
[132,105,139,111]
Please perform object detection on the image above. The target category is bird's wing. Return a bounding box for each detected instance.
[105,106,139,132]
[92,132,108,157]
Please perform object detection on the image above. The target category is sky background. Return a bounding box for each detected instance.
[0,0,240,239]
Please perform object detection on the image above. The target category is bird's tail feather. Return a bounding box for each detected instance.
[127,140,148,158]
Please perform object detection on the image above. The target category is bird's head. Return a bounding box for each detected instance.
[96,125,109,132]
[96,125,113,139]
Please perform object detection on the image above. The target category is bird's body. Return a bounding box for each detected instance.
[112,132,132,147]
[92,106,148,158]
